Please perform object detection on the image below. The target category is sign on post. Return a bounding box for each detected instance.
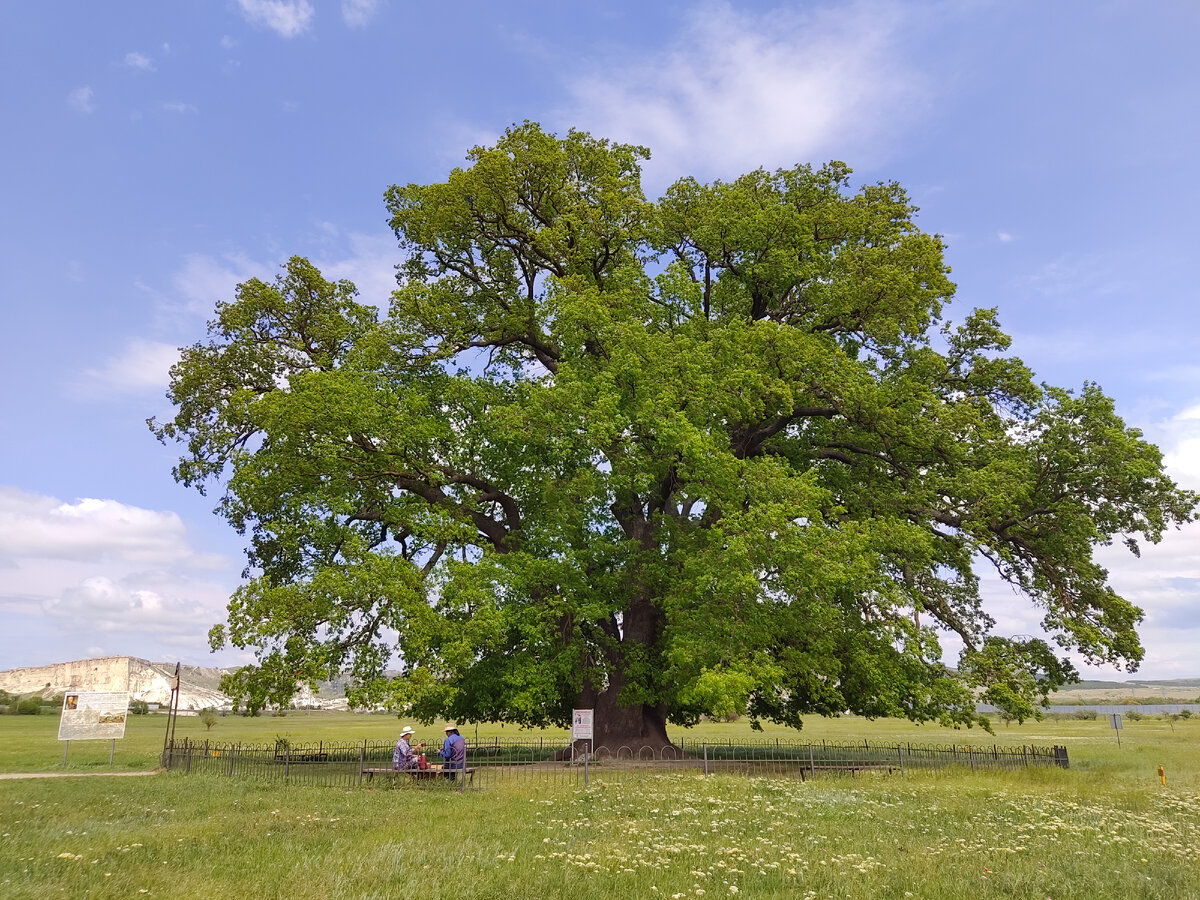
[1110,712,1123,747]
[59,692,131,741]
[572,709,594,787]
[572,708,594,741]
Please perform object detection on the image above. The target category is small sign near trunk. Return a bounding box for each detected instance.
[572,708,594,741]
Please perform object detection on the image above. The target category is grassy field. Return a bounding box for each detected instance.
[1,712,1197,898]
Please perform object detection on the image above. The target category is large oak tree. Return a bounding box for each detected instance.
[154,123,1195,748]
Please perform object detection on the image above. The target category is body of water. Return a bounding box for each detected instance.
[977,703,1200,715]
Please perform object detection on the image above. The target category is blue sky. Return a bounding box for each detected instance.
[2,0,1198,681]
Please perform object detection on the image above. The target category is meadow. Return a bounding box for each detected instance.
[1,711,1197,898]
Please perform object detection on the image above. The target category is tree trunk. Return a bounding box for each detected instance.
[574,591,672,753]
[588,686,671,753]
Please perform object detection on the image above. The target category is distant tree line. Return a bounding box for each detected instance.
[0,690,65,715]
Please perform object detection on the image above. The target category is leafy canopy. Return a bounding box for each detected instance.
[153,123,1196,730]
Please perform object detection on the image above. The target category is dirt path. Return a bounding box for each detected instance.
[0,770,160,780]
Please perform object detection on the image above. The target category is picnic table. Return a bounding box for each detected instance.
[360,763,475,786]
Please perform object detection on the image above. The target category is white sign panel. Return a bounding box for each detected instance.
[572,708,594,741]
[58,691,130,741]
[1109,713,1123,730]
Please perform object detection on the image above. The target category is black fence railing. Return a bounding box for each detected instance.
[162,736,1068,789]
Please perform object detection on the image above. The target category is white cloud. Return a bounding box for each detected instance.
[958,399,1200,681]
[1134,400,1200,491]
[166,251,265,317]
[0,488,207,567]
[74,339,181,398]
[220,35,238,50]
[1006,326,1168,368]
[1024,252,1134,302]
[565,0,925,183]
[997,231,1015,243]
[162,101,198,115]
[427,118,502,172]
[0,487,235,659]
[236,0,314,38]
[123,51,155,71]
[313,229,399,304]
[341,0,382,28]
[150,231,396,326]
[67,86,95,114]
[43,575,216,644]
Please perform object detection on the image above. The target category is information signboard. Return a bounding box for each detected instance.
[58,691,131,741]
[572,708,594,741]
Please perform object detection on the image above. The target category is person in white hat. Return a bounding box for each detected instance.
[393,725,424,770]
[438,724,466,777]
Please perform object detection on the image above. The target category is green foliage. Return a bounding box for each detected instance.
[1124,710,1144,722]
[1071,709,1099,720]
[153,123,1196,738]
[15,698,42,715]
[200,708,219,731]
[129,699,150,715]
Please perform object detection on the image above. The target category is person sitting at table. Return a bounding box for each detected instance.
[393,726,424,770]
[438,724,466,776]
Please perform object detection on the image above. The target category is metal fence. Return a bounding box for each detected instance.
[162,736,1068,789]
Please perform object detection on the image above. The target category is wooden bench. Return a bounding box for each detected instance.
[361,766,476,786]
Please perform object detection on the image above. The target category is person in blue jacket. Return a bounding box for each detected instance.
[439,724,466,777]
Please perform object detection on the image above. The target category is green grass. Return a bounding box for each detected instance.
[1,713,1197,898]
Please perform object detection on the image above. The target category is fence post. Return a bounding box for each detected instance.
[808,743,815,781]
[358,744,365,785]
[185,743,193,774]
[968,746,974,771]
[285,744,290,778]
[228,747,235,777]
[703,743,708,777]
[897,744,905,778]
[1054,745,1069,769]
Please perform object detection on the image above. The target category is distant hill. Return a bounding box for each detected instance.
[0,657,230,710]
[1050,677,1200,701]
[0,656,354,711]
